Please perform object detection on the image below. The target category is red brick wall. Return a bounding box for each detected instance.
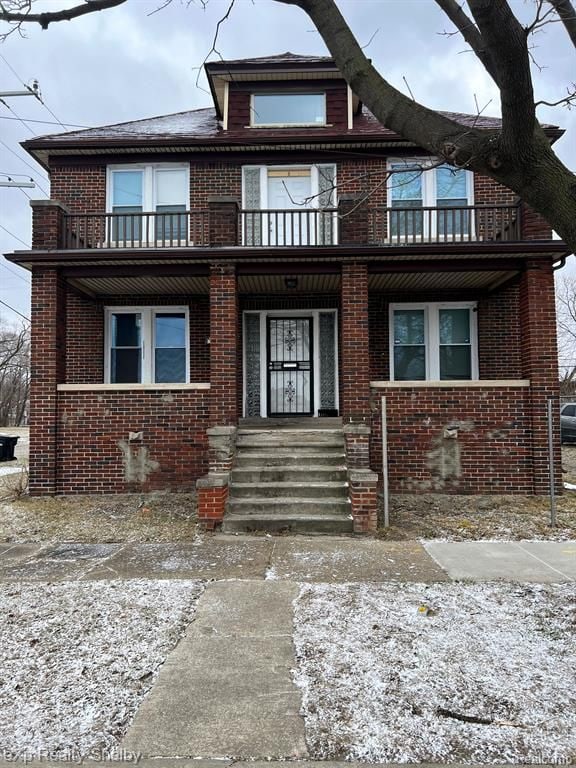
[51,164,106,212]
[370,385,534,493]
[64,292,210,384]
[56,389,209,493]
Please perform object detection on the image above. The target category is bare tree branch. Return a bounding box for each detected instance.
[434,0,500,84]
[0,0,127,29]
[547,0,576,48]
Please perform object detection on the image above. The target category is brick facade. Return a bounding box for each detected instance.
[56,389,209,494]
[370,384,534,494]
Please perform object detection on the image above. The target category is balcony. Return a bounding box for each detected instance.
[29,197,551,252]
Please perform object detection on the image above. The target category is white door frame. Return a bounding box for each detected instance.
[242,308,339,418]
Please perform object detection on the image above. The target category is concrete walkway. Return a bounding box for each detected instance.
[123,580,307,758]
[0,536,574,583]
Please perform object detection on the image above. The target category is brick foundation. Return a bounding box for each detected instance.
[371,384,536,494]
[55,388,209,493]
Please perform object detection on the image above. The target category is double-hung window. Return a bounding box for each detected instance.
[390,303,478,381]
[105,307,189,384]
[108,165,189,245]
[388,161,472,241]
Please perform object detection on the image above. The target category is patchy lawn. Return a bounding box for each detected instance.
[293,582,576,762]
[378,446,576,541]
[0,492,198,543]
[0,579,203,760]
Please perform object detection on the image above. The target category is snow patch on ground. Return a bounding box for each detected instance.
[0,579,203,758]
[293,582,576,762]
[564,482,576,490]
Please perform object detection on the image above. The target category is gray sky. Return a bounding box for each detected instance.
[0,0,575,323]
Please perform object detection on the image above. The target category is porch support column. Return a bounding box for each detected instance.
[519,258,562,494]
[197,262,238,529]
[341,262,370,420]
[341,262,378,533]
[29,267,67,495]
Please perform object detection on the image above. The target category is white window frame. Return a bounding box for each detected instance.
[241,164,338,245]
[389,301,478,382]
[104,306,190,384]
[106,163,190,245]
[249,92,326,128]
[387,158,474,241]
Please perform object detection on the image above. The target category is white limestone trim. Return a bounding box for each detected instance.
[370,379,531,388]
[57,383,210,391]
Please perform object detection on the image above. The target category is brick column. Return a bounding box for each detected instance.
[341,262,370,421]
[30,200,69,250]
[197,263,238,528]
[29,268,67,495]
[208,197,239,246]
[519,259,562,494]
[209,262,238,426]
[520,203,552,240]
[338,195,369,245]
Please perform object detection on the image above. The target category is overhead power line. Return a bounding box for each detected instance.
[0,140,49,196]
[0,115,89,128]
[0,297,30,322]
[0,223,30,249]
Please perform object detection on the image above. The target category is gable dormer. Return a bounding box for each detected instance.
[205,52,360,132]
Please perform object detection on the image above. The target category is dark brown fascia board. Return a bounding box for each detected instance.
[5,241,569,269]
[204,58,339,75]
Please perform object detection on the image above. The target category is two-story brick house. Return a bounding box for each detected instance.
[6,53,568,534]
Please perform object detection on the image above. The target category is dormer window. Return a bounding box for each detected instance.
[251,93,326,127]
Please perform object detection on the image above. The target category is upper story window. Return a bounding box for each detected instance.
[390,302,478,381]
[251,93,326,127]
[108,164,189,244]
[388,161,473,239]
[105,306,189,384]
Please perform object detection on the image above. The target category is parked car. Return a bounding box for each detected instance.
[561,403,576,444]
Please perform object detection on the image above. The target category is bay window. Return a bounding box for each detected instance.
[108,165,189,245]
[105,307,189,384]
[390,302,478,381]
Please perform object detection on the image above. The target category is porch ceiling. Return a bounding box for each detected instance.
[69,268,519,297]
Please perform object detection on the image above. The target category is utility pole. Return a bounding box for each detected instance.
[0,80,40,191]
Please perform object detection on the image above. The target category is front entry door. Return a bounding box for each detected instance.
[267,317,313,416]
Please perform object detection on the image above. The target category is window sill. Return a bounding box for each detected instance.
[57,383,210,392]
[370,379,531,389]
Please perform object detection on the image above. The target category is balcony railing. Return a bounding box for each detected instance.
[62,210,210,249]
[58,203,522,250]
[371,203,520,245]
[240,208,338,246]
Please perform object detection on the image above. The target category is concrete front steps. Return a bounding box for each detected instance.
[222,421,353,534]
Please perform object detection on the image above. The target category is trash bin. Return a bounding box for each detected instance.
[0,436,19,462]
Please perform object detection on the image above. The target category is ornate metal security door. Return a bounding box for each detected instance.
[267,317,313,416]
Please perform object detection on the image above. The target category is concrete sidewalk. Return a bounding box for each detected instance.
[0,536,574,583]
